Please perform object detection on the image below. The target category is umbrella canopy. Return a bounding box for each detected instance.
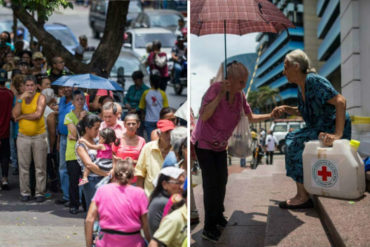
[191,0,295,36]
[52,74,123,91]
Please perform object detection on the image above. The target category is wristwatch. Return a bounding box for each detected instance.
[17,99,22,103]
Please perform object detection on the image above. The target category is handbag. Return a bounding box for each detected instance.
[228,92,253,158]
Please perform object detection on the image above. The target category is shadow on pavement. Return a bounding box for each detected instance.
[191,210,268,247]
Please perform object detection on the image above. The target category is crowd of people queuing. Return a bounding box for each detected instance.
[0,28,188,247]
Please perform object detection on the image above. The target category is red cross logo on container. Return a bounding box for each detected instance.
[312,160,338,188]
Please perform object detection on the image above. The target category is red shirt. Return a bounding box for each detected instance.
[0,88,14,138]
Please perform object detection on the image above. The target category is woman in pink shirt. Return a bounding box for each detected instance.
[112,113,145,183]
[85,158,151,247]
[191,62,274,242]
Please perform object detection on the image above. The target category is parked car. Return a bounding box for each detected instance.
[83,49,149,104]
[89,0,142,39]
[123,27,176,62]
[130,9,184,33]
[43,23,79,54]
[270,119,306,153]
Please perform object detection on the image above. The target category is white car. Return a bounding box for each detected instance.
[123,27,177,63]
[270,120,306,153]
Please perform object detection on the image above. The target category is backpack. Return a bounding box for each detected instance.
[154,53,167,68]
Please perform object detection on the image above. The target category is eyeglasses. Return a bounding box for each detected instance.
[167,180,184,185]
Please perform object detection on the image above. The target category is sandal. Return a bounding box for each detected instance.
[279,199,314,209]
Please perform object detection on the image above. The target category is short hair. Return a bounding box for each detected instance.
[170,126,187,155]
[12,74,25,94]
[24,75,37,84]
[102,101,117,114]
[51,56,63,66]
[72,89,85,100]
[160,107,176,119]
[131,70,144,80]
[124,113,140,123]
[152,40,162,50]
[226,61,249,81]
[98,95,113,105]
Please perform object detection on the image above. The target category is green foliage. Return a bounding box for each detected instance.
[6,0,73,22]
[247,86,282,113]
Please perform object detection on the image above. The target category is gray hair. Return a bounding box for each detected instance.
[41,88,56,104]
[285,49,317,74]
[170,126,187,154]
[102,101,117,114]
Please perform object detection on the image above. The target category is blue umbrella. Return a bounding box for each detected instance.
[52,74,123,91]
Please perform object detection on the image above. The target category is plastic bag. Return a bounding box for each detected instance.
[228,93,253,158]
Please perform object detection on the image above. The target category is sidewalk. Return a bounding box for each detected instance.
[0,167,85,247]
[191,154,331,247]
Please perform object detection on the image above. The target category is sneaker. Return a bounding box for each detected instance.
[69,207,79,214]
[35,196,46,203]
[1,181,9,190]
[217,216,228,228]
[202,229,221,243]
[20,195,30,202]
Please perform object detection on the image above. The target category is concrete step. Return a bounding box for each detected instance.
[314,191,370,247]
[264,174,332,247]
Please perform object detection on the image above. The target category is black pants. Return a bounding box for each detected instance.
[159,76,169,92]
[47,151,59,192]
[67,160,82,208]
[0,138,10,178]
[195,144,228,231]
[266,151,274,164]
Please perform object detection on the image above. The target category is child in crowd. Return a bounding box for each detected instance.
[78,128,116,186]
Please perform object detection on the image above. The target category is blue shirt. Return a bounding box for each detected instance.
[58,96,88,135]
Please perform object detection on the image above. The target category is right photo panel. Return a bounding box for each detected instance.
[190,0,370,246]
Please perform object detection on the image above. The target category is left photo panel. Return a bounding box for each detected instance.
[0,0,189,246]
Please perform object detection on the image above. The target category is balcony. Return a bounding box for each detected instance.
[256,41,303,78]
[255,62,284,88]
[317,0,339,39]
[319,47,341,78]
[283,3,304,16]
[317,0,329,17]
[258,27,304,66]
[277,87,298,102]
[270,76,288,89]
[318,16,340,61]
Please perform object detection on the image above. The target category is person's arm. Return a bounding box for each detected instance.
[141,213,151,242]
[47,113,57,151]
[79,140,105,151]
[247,112,273,123]
[319,94,346,146]
[76,145,109,177]
[16,94,46,121]
[272,105,300,118]
[89,95,101,111]
[199,82,229,122]
[85,201,98,247]
[148,240,159,247]
[136,176,144,189]
[67,123,78,140]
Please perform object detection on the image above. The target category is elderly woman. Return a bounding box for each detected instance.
[85,158,151,247]
[191,61,273,242]
[272,49,351,209]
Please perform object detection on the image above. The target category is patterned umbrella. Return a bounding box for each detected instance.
[191,0,294,83]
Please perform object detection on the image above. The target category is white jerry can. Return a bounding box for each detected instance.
[303,139,366,199]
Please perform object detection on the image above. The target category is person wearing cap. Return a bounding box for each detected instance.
[16,27,30,50]
[17,60,30,75]
[135,119,175,197]
[31,52,47,76]
[0,69,14,190]
[12,75,48,202]
[150,107,177,141]
[147,166,185,237]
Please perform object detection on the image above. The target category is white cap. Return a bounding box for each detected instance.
[152,166,185,187]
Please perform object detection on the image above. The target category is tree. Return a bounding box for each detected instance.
[7,0,129,75]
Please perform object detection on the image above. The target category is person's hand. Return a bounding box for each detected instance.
[272,106,285,118]
[20,91,33,100]
[15,115,24,121]
[318,132,340,146]
[220,79,231,96]
[80,111,87,120]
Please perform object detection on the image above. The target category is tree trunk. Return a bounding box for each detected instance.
[12,1,129,75]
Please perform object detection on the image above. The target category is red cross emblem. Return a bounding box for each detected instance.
[317,166,332,182]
